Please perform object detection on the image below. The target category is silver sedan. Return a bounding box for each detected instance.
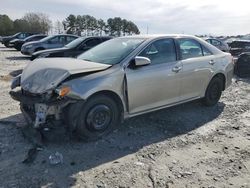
[10,34,234,140]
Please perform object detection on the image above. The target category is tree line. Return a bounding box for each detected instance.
[0,13,52,36]
[0,13,140,37]
[63,14,140,36]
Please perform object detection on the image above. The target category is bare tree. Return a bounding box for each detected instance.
[54,20,64,34]
[23,12,52,34]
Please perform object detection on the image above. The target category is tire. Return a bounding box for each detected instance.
[4,43,10,48]
[68,95,121,141]
[202,77,223,106]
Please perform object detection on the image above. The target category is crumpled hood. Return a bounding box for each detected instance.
[21,58,111,94]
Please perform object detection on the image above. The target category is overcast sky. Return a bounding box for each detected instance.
[1,0,250,35]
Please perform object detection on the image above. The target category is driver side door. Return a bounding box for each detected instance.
[125,38,182,114]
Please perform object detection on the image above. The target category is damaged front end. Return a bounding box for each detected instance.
[9,58,112,129]
[10,84,76,128]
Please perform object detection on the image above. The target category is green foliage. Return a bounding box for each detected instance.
[63,14,140,36]
[0,15,14,36]
[0,13,52,36]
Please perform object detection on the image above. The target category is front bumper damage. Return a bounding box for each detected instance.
[10,90,76,128]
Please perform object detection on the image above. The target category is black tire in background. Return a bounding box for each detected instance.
[202,77,223,106]
[68,95,121,141]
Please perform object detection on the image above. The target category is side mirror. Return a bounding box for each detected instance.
[134,56,151,66]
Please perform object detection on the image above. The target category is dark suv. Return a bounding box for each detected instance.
[1,32,35,47]
[31,36,113,60]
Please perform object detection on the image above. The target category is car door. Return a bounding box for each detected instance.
[177,38,215,100]
[125,38,182,114]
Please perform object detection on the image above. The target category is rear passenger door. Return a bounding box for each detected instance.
[177,38,215,100]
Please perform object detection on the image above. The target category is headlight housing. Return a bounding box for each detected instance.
[55,86,71,97]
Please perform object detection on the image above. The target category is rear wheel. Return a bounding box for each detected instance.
[202,77,223,106]
[68,95,121,141]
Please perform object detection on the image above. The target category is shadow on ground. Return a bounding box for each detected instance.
[2,49,18,52]
[0,100,225,187]
[6,56,30,61]
[9,69,23,77]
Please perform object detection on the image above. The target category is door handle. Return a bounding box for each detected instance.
[172,66,182,73]
[209,60,215,65]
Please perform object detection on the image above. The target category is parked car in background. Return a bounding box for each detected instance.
[10,34,234,141]
[205,38,230,52]
[1,32,35,47]
[9,34,47,51]
[31,36,112,60]
[229,40,250,57]
[21,34,79,55]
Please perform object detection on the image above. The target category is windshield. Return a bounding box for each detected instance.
[65,37,86,48]
[13,32,21,37]
[78,38,145,65]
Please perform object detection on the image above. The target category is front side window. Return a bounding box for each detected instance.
[18,33,26,39]
[139,39,176,65]
[48,36,59,44]
[59,36,65,44]
[178,39,203,59]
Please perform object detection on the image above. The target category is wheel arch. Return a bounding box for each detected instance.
[211,73,226,91]
[86,90,125,118]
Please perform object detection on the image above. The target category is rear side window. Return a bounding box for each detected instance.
[139,38,177,65]
[202,46,213,56]
[178,39,203,59]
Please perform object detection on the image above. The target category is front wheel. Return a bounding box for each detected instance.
[202,77,223,106]
[69,95,121,141]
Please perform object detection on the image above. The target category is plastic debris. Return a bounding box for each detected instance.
[49,152,63,165]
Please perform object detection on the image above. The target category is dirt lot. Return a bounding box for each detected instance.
[0,44,250,188]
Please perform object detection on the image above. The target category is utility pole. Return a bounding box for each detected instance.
[146,25,149,34]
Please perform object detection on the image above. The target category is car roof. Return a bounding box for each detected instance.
[118,34,202,40]
[52,34,79,37]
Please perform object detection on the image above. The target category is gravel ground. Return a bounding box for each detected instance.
[0,44,250,188]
